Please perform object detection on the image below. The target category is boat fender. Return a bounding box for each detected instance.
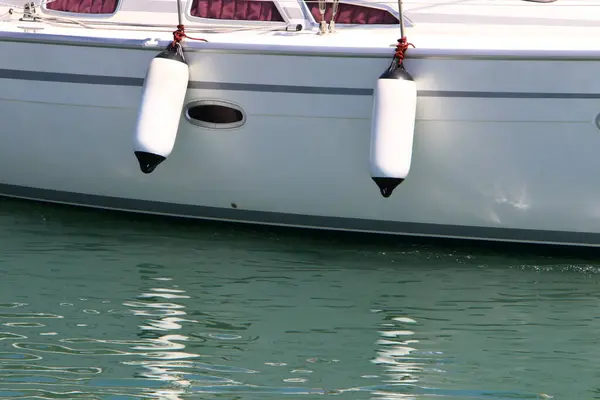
[133,42,189,174]
[369,37,417,198]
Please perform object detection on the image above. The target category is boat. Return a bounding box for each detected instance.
[1,0,599,247]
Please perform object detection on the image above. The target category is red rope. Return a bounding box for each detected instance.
[393,36,415,63]
[172,24,208,45]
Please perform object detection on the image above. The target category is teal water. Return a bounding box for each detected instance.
[0,198,599,399]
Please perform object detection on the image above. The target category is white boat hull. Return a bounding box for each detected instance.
[2,36,600,247]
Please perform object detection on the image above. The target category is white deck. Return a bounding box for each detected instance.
[1,0,600,55]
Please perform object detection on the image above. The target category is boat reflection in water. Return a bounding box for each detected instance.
[121,263,196,398]
[370,314,422,400]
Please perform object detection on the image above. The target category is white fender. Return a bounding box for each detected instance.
[369,70,417,198]
[133,46,189,174]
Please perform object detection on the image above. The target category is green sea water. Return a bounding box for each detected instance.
[0,198,598,399]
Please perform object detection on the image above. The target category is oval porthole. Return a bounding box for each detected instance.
[184,100,246,129]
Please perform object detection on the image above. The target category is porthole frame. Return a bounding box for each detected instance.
[184,99,247,130]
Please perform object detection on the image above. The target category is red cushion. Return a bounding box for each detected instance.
[46,0,118,14]
[191,0,284,21]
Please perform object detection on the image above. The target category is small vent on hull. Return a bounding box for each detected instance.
[185,100,246,129]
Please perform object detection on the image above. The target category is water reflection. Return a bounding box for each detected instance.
[368,313,420,400]
[123,263,200,398]
[121,263,334,398]
[0,200,599,399]
[0,264,572,400]
[0,301,107,398]
[373,315,421,390]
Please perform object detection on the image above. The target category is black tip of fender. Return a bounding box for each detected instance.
[372,177,404,198]
[155,43,186,64]
[379,62,414,81]
[135,151,166,174]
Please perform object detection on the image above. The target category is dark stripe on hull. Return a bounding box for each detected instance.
[2,68,600,99]
[0,183,597,247]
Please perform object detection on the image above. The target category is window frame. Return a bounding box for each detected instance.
[302,0,411,27]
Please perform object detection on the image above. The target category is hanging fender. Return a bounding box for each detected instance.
[369,37,417,198]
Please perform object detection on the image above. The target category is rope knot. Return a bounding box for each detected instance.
[172,24,208,45]
[172,24,186,45]
[393,37,415,63]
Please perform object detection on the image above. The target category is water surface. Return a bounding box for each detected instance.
[0,199,598,399]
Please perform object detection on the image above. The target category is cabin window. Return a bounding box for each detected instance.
[305,2,397,24]
[190,0,284,22]
[45,0,119,14]
[185,100,246,129]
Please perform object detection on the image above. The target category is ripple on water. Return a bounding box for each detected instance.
[0,364,101,374]
[0,303,28,309]
[2,322,45,328]
[0,313,63,319]
[0,353,41,361]
[12,343,131,356]
[187,384,330,395]
[0,332,26,341]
